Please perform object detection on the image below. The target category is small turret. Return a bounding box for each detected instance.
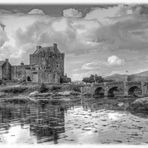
[5,58,8,63]
[21,62,24,66]
[36,45,42,50]
[53,43,57,49]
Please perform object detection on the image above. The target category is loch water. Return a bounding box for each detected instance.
[0,97,148,144]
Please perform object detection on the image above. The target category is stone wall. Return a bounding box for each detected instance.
[29,44,64,83]
[11,64,32,81]
[11,65,26,81]
[2,60,11,80]
[0,67,2,79]
[0,44,65,84]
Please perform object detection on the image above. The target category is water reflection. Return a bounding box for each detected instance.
[0,98,148,144]
[0,102,68,144]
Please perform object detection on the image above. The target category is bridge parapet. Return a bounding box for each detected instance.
[81,80,148,97]
[127,81,141,85]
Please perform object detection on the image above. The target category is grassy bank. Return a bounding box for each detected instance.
[0,83,82,103]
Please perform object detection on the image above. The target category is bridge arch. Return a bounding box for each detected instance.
[108,86,120,97]
[128,86,142,97]
[94,87,105,97]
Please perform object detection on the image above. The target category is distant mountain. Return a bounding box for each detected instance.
[104,71,148,82]
[135,71,148,77]
[105,74,126,81]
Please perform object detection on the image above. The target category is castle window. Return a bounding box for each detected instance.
[33,72,37,74]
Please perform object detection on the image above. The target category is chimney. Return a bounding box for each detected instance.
[5,59,8,63]
[36,45,42,50]
[53,43,57,49]
[21,62,24,66]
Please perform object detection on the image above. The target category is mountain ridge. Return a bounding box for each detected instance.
[104,71,148,81]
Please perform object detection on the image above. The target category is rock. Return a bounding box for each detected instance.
[0,92,6,97]
[28,97,38,103]
[56,91,80,97]
[57,91,71,96]
[29,91,39,97]
[118,102,124,107]
[36,92,53,97]
[70,91,81,96]
[29,91,53,97]
[130,97,148,112]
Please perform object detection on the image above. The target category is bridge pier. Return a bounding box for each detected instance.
[104,82,108,97]
[123,81,128,97]
[141,81,147,97]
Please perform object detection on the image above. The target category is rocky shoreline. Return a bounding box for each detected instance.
[0,84,148,115]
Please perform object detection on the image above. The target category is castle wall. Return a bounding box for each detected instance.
[0,67,2,79]
[29,45,64,83]
[0,44,65,84]
[11,65,26,81]
[2,61,11,80]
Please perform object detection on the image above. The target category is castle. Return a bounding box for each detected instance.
[0,43,70,83]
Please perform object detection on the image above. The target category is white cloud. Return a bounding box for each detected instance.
[63,8,82,18]
[85,5,122,25]
[81,61,104,70]
[28,9,45,15]
[0,28,8,47]
[0,9,12,15]
[81,62,96,70]
[71,71,94,81]
[107,55,124,66]
[1,5,148,80]
[52,18,68,32]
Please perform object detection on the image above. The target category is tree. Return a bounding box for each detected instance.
[82,74,104,83]
[94,74,104,83]
[127,75,134,81]
[39,83,48,93]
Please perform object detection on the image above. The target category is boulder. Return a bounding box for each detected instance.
[36,92,53,97]
[70,91,81,96]
[57,91,71,96]
[29,91,39,97]
[57,91,81,96]
[0,92,6,97]
[130,97,148,112]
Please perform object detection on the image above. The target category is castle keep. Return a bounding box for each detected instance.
[0,43,67,83]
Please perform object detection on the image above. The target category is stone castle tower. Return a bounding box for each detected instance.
[29,43,65,83]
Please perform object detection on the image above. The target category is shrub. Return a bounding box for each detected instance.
[0,80,6,85]
[71,85,81,92]
[51,85,61,91]
[39,83,49,93]
[2,86,28,94]
[0,80,3,85]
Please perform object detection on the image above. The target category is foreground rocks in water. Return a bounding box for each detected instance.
[29,91,53,97]
[3,95,29,103]
[56,91,81,96]
[130,97,148,112]
[57,91,71,96]
[29,91,39,97]
[0,92,7,97]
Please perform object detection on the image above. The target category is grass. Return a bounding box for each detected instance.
[38,83,49,93]
[1,86,28,94]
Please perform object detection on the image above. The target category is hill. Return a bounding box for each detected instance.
[105,71,148,82]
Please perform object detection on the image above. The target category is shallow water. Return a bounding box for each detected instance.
[0,98,148,144]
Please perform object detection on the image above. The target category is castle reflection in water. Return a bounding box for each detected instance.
[0,101,70,144]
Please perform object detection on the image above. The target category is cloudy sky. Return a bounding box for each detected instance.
[1,4,148,80]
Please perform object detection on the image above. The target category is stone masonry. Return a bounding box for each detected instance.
[0,43,67,84]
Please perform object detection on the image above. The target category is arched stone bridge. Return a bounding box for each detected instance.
[81,81,148,97]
